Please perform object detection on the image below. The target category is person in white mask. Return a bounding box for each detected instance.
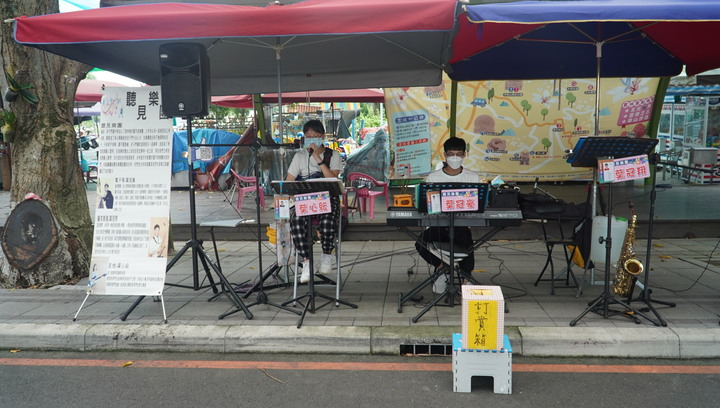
[285,120,343,284]
[416,137,480,293]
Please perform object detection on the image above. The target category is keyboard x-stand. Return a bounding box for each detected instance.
[388,207,522,322]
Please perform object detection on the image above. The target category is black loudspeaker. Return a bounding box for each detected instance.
[159,43,210,117]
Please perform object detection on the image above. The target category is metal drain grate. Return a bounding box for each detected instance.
[400,343,452,356]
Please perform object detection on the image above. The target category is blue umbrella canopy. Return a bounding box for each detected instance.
[449,0,720,81]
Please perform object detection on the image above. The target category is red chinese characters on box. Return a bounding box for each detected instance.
[440,188,479,212]
[293,191,331,217]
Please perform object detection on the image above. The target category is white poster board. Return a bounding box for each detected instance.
[88,86,173,296]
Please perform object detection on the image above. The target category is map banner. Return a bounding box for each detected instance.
[386,75,661,181]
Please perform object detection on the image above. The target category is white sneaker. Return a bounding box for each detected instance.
[300,260,311,283]
[318,253,334,275]
[432,273,449,294]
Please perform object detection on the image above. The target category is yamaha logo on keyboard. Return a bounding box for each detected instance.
[388,211,414,218]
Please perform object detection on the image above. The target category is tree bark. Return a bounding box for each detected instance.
[0,1,93,287]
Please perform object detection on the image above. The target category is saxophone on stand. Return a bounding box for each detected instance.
[612,201,644,297]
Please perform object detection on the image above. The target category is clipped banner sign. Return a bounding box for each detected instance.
[426,190,441,214]
[293,191,332,217]
[598,154,651,184]
[441,188,479,212]
[274,195,291,219]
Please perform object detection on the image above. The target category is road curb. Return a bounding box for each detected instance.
[1,323,718,358]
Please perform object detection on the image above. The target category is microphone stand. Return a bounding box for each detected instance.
[627,153,675,325]
[225,140,300,318]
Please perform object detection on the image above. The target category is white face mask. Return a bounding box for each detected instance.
[304,137,323,149]
[446,156,464,170]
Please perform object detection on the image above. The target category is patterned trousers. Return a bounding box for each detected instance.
[289,195,340,260]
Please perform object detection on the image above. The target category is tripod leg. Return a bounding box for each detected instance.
[194,244,219,294]
[398,269,443,313]
[412,286,459,323]
[570,294,604,326]
[197,248,251,320]
[120,296,146,321]
[164,240,218,292]
[296,294,314,328]
[242,262,291,299]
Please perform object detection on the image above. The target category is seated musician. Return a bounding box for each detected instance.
[415,137,480,292]
[285,120,343,283]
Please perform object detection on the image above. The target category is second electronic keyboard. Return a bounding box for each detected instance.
[386,207,522,227]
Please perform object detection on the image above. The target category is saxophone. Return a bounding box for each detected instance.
[612,202,644,297]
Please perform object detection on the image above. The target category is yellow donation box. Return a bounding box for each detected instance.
[461,285,505,350]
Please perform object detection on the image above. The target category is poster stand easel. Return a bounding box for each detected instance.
[272,180,358,328]
[567,137,660,327]
[73,276,168,323]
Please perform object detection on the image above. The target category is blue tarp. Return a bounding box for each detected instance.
[172,128,240,174]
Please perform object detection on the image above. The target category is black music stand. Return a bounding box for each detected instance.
[221,143,300,319]
[121,115,253,321]
[568,137,659,326]
[408,183,489,323]
[271,180,358,328]
[627,153,675,325]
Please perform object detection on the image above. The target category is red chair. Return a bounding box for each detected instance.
[230,169,265,210]
[343,172,389,220]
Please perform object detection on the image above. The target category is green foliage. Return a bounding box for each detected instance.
[0,110,16,142]
[541,108,549,120]
[488,88,495,101]
[207,104,250,126]
[5,70,39,105]
[0,110,16,126]
[356,103,385,128]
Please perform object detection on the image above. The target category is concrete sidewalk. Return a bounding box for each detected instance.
[1,238,719,358]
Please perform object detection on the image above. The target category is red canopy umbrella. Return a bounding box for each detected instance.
[13,0,459,95]
[75,79,127,103]
[212,88,385,108]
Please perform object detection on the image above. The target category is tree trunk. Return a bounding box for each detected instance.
[0,1,93,287]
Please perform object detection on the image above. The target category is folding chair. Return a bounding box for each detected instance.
[533,202,581,295]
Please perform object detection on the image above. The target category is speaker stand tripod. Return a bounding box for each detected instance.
[121,115,253,321]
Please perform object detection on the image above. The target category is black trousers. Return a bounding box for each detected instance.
[415,226,475,275]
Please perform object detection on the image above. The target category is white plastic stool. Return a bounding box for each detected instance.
[452,333,512,394]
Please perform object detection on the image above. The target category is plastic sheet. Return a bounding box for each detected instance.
[343,128,389,182]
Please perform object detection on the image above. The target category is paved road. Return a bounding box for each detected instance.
[1,351,719,407]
